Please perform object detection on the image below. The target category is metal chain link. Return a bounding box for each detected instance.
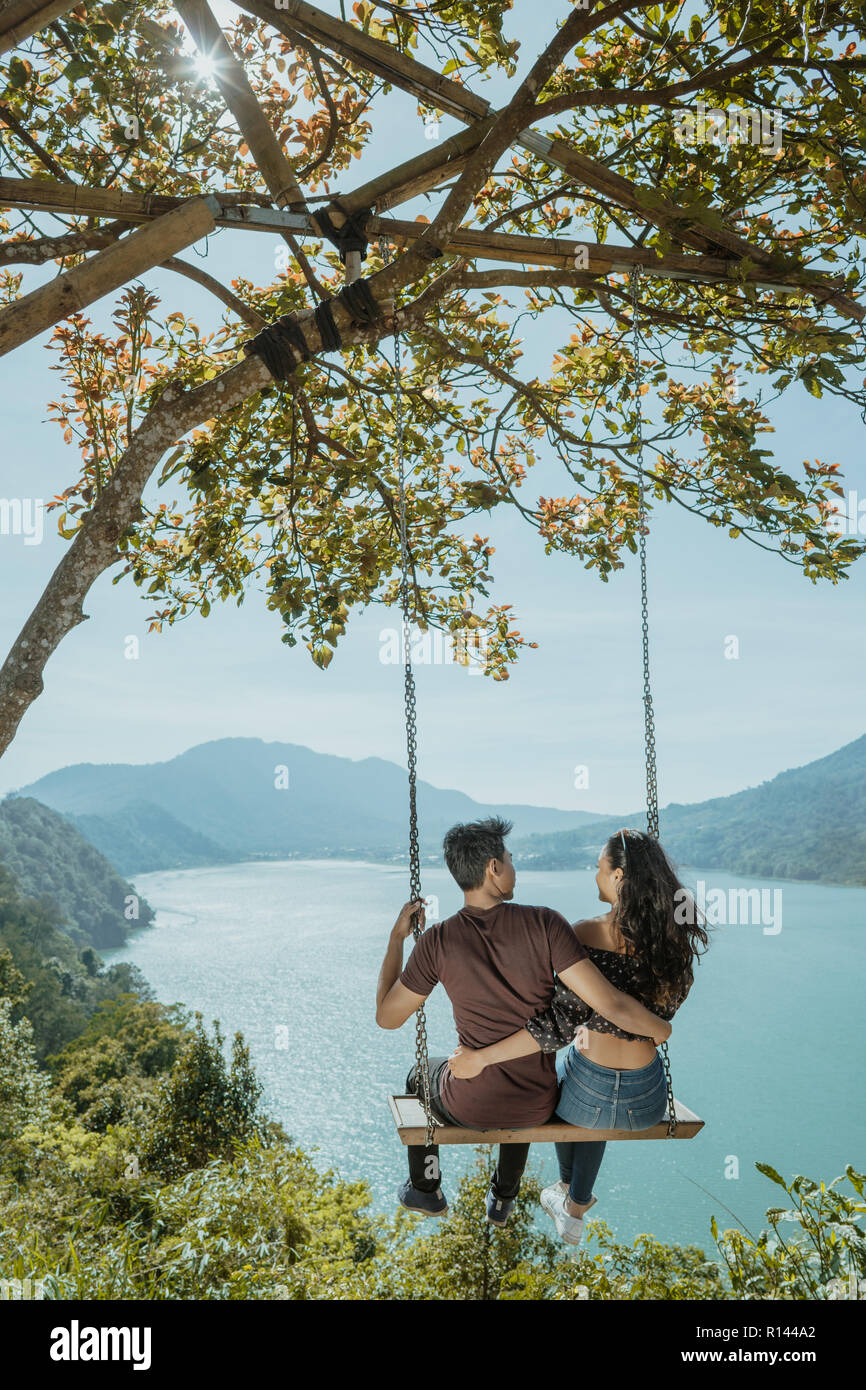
[630,264,676,1137]
[630,264,659,844]
[380,237,436,1148]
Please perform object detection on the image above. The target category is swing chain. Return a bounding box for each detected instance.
[381,236,436,1149]
[664,1034,678,1139]
[630,264,659,843]
[630,264,676,1137]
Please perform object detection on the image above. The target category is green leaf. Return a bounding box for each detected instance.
[8,57,32,88]
[63,59,90,82]
[756,1162,788,1189]
[845,1166,865,1196]
[802,373,823,399]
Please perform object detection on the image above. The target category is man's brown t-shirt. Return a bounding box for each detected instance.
[399,902,586,1127]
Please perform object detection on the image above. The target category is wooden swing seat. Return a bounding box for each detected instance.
[389,1094,703,1145]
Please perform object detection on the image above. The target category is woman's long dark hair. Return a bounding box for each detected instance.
[605,829,708,1008]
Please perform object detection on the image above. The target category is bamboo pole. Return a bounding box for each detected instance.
[0,0,80,55]
[376,215,778,279]
[0,196,220,357]
[332,117,494,216]
[233,0,489,122]
[373,215,859,308]
[238,0,858,311]
[175,0,306,212]
[0,176,265,223]
[0,176,859,312]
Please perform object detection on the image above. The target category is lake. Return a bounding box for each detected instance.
[102,859,866,1255]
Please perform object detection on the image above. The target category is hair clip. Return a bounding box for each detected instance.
[619,828,627,855]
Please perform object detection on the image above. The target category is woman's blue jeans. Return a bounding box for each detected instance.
[554,1047,667,1205]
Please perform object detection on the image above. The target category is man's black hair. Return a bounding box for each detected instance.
[442,816,513,891]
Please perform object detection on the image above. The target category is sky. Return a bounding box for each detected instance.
[0,1,864,817]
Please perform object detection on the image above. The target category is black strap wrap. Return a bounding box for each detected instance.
[245,278,383,381]
[244,314,312,381]
[336,277,380,327]
[314,298,342,352]
[314,200,372,263]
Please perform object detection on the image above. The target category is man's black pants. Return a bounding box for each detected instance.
[405,1056,531,1201]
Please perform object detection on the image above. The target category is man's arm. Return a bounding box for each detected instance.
[375,899,428,1030]
[558,959,671,1043]
[448,959,671,1078]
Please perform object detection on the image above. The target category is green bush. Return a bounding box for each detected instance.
[140,1015,265,1179]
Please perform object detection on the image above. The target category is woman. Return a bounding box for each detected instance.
[448,828,708,1244]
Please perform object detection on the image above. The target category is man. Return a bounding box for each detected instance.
[375,816,672,1226]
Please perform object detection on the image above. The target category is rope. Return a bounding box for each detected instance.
[314,298,342,353]
[313,199,372,264]
[245,281,383,381]
[338,278,380,327]
[244,314,311,380]
[379,236,435,1149]
[629,263,677,1137]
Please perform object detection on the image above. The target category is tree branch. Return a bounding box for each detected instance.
[159,257,266,329]
[0,221,129,265]
[0,101,74,182]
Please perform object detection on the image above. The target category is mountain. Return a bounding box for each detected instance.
[0,797,155,947]
[16,739,601,875]
[512,733,866,885]
[68,802,234,875]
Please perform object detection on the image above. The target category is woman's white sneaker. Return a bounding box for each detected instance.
[540,1183,585,1244]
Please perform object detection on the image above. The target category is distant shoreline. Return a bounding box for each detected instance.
[129,854,866,893]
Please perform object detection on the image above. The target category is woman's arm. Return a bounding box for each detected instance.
[558,959,671,1043]
[449,1027,540,1078]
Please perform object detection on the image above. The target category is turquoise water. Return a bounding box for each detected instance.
[102,860,866,1254]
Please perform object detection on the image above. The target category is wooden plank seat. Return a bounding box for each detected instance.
[389,1094,704,1145]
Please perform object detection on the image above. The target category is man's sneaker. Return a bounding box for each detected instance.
[486,1186,515,1227]
[397,1179,448,1218]
[540,1182,586,1245]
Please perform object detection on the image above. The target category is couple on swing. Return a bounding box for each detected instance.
[376,816,706,1243]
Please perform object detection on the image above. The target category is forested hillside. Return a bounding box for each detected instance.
[514,735,866,885]
[0,867,859,1301]
[0,797,154,947]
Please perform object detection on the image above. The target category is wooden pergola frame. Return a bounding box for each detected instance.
[0,0,863,763]
[0,174,842,295]
[0,0,81,56]
[0,0,861,328]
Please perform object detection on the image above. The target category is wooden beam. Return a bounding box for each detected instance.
[0,0,80,55]
[237,0,859,318]
[175,0,306,213]
[381,215,748,276]
[0,196,219,357]
[233,0,490,123]
[0,178,858,311]
[0,175,274,224]
[377,215,858,307]
[334,117,495,216]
